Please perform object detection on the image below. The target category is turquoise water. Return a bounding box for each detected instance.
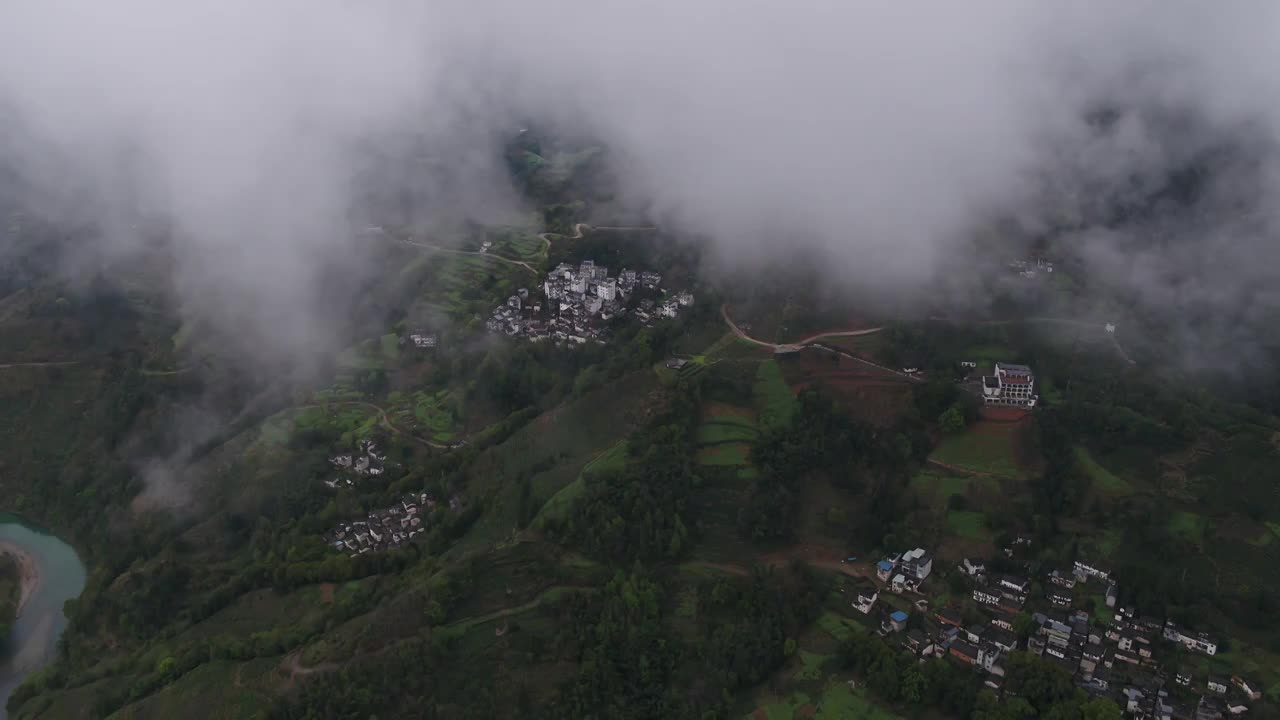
[0,515,86,718]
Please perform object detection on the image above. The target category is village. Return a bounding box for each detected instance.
[485,258,693,344]
[325,491,466,556]
[324,439,387,489]
[847,541,1261,720]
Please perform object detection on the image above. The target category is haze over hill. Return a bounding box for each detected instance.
[1,2,1280,372]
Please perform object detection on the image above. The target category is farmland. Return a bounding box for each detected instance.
[780,348,915,426]
[755,360,798,430]
[928,421,1026,479]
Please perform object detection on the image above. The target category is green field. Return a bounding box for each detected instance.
[962,344,1014,365]
[793,650,830,681]
[755,360,798,431]
[1169,510,1208,544]
[412,390,458,441]
[379,333,400,362]
[335,339,384,370]
[929,423,1021,478]
[534,440,629,528]
[698,442,752,466]
[909,470,997,508]
[946,510,990,541]
[815,611,865,642]
[1074,446,1134,495]
[696,421,758,445]
[746,683,901,720]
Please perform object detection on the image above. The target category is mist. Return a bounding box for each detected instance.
[2,1,1280,375]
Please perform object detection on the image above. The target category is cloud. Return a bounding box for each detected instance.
[2,1,1280,375]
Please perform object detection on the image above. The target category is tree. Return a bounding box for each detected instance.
[938,405,967,434]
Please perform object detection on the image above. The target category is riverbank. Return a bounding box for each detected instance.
[0,542,39,617]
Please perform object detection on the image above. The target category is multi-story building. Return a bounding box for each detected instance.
[982,362,1038,408]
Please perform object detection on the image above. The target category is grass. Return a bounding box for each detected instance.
[335,340,383,370]
[946,510,990,541]
[1094,528,1122,559]
[794,651,830,681]
[533,440,629,528]
[813,683,900,720]
[1091,594,1115,625]
[379,333,400,362]
[909,470,991,507]
[929,423,1021,479]
[696,420,759,445]
[1169,511,1208,545]
[755,360,798,431]
[1074,446,1134,495]
[816,611,864,642]
[412,390,457,441]
[107,659,274,719]
[962,344,1014,365]
[1264,522,1280,546]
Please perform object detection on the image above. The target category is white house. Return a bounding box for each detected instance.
[596,278,617,301]
[999,575,1030,596]
[1163,622,1218,656]
[973,588,1002,607]
[962,558,986,576]
[901,548,933,580]
[853,587,878,614]
[1073,560,1110,582]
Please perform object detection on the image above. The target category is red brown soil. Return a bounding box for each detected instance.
[979,405,1032,423]
[702,401,758,421]
[782,349,914,426]
[320,583,335,604]
[795,704,817,719]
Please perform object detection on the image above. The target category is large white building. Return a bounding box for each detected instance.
[982,362,1038,408]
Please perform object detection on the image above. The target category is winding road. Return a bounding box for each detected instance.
[720,304,883,353]
[719,304,920,382]
[538,223,657,253]
[396,237,541,276]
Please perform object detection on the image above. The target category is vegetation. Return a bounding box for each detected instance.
[5,128,1280,720]
[0,553,18,642]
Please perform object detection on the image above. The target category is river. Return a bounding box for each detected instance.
[0,515,86,719]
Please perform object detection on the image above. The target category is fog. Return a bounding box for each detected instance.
[2,1,1280,372]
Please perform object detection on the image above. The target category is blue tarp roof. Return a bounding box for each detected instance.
[890,611,909,622]
[877,560,893,570]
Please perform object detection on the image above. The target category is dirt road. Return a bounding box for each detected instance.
[538,223,657,253]
[397,237,540,276]
[719,304,922,384]
[720,304,883,352]
[0,361,79,370]
[296,400,455,450]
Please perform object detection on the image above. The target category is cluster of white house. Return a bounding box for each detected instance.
[486,259,692,344]
[325,440,386,488]
[326,492,465,555]
[853,549,1257,719]
[405,332,438,349]
[1009,258,1055,278]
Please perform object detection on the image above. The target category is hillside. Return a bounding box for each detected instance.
[1,135,1279,720]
